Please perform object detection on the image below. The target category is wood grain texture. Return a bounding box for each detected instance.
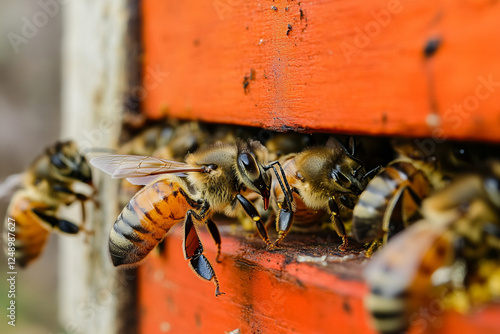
[139,225,374,334]
[142,0,500,142]
[60,1,136,333]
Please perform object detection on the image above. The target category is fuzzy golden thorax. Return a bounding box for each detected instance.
[185,142,239,214]
[293,146,367,210]
[186,140,272,216]
[29,141,92,186]
[22,141,92,203]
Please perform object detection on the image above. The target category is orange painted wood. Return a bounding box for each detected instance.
[138,224,500,334]
[138,2,500,333]
[138,225,374,334]
[142,0,500,142]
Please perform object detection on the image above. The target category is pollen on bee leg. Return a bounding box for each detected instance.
[252,217,260,221]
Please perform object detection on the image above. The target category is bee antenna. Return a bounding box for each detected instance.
[353,165,363,177]
[362,166,382,181]
[265,161,294,210]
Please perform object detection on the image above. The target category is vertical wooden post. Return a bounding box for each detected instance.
[58,1,139,333]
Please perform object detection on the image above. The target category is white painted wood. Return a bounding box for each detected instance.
[58,1,132,333]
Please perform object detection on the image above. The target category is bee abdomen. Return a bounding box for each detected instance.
[353,174,396,242]
[3,197,51,268]
[109,179,191,267]
[353,162,429,243]
[365,291,408,334]
[292,195,326,227]
[109,201,165,266]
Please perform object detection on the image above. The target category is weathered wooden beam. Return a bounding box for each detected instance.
[138,224,500,334]
[59,1,139,333]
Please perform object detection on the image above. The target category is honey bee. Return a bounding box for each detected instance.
[2,141,94,267]
[364,161,500,334]
[91,139,291,296]
[352,139,475,250]
[270,137,378,250]
[234,132,310,232]
[352,160,430,246]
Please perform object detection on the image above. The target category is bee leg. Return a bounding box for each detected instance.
[32,208,79,234]
[328,198,349,251]
[362,165,382,181]
[52,184,94,237]
[52,184,91,203]
[382,185,420,243]
[265,161,295,210]
[236,194,273,250]
[365,240,382,258]
[206,219,222,263]
[183,211,224,296]
[252,211,276,239]
[275,208,294,247]
[75,192,95,242]
[89,184,100,208]
[401,186,423,223]
[77,198,93,243]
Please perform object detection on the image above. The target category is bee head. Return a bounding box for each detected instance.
[329,155,367,196]
[236,140,271,209]
[48,141,93,185]
[295,146,367,197]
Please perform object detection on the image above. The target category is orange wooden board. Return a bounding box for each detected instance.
[138,225,374,334]
[137,225,500,334]
[142,0,500,142]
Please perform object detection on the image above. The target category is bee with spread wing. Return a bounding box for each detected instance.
[91,140,292,296]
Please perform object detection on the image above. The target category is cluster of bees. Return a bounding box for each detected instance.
[2,119,500,333]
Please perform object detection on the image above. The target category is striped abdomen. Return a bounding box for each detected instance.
[365,224,453,334]
[109,177,198,266]
[352,161,431,243]
[290,193,326,227]
[3,192,52,268]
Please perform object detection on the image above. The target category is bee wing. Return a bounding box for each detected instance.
[364,221,449,296]
[90,155,204,185]
[0,173,24,201]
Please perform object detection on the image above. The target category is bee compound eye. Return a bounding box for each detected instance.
[238,153,259,179]
[207,164,218,171]
[331,170,351,188]
[50,153,66,169]
[296,171,305,182]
